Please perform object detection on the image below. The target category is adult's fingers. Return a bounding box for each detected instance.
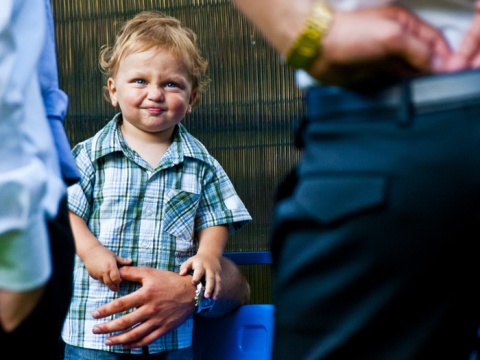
[103,320,172,349]
[309,6,451,85]
[455,10,480,69]
[117,265,148,283]
[92,298,145,334]
[471,52,480,68]
[384,5,451,72]
[92,288,142,321]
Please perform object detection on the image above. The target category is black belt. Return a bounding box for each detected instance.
[306,69,480,120]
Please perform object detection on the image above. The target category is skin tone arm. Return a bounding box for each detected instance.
[91,257,250,349]
[179,225,229,300]
[69,211,132,292]
[0,287,45,332]
[231,0,480,87]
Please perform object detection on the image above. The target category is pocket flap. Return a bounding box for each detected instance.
[295,174,387,224]
[163,188,200,239]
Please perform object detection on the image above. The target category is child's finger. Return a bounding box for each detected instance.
[212,274,222,300]
[191,268,205,286]
[178,260,192,276]
[109,268,122,285]
[103,272,119,292]
[203,271,216,298]
[116,256,133,267]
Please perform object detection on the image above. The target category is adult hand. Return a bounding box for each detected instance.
[91,257,249,348]
[0,285,45,332]
[443,2,480,71]
[308,4,453,87]
[92,266,195,349]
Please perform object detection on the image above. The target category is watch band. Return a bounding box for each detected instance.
[194,281,215,314]
[286,0,333,70]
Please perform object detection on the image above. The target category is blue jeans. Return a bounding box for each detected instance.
[64,344,193,360]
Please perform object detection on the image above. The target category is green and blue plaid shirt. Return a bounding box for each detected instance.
[62,114,251,354]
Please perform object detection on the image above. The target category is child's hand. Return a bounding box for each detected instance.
[83,245,132,292]
[179,253,222,300]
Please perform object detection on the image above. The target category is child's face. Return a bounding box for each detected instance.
[108,48,196,135]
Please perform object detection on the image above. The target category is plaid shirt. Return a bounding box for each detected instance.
[61,114,251,354]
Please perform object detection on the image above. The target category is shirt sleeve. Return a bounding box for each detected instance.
[39,0,80,185]
[67,142,96,223]
[0,0,55,291]
[195,159,252,234]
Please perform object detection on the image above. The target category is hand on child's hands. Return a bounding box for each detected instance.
[83,245,132,292]
[442,6,480,72]
[179,253,222,299]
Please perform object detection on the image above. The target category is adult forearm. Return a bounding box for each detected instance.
[232,1,453,86]
[232,0,311,56]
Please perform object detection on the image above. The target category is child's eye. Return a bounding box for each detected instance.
[135,79,147,85]
[165,82,177,88]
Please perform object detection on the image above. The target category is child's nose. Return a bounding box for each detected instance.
[148,86,164,101]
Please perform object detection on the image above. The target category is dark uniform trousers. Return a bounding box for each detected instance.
[272,69,480,360]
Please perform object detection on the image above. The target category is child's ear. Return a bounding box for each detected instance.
[107,77,118,107]
[187,91,198,114]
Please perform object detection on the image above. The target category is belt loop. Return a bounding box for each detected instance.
[397,80,413,128]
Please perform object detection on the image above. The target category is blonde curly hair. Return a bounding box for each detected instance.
[99,11,209,107]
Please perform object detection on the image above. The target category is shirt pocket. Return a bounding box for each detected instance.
[162,188,200,250]
[294,173,387,225]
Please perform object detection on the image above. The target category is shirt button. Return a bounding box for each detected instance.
[145,206,154,217]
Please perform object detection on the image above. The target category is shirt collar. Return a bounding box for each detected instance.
[91,113,213,166]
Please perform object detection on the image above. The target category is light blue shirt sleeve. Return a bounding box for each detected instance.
[39,0,80,185]
[0,0,66,291]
